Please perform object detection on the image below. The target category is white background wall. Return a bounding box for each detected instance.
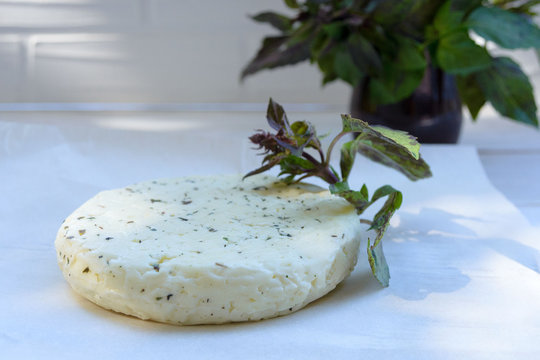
[0,0,537,106]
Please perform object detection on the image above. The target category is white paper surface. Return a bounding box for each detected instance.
[1,115,540,359]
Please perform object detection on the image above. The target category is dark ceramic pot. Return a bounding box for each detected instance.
[350,66,462,144]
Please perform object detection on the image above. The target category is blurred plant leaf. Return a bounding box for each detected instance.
[347,33,383,76]
[475,57,539,126]
[252,12,293,32]
[333,44,364,86]
[436,31,492,75]
[284,0,300,9]
[323,22,349,40]
[456,74,486,119]
[241,36,311,79]
[434,0,463,30]
[433,2,491,74]
[316,40,339,84]
[450,0,482,14]
[310,31,330,59]
[367,37,426,105]
[467,6,540,49]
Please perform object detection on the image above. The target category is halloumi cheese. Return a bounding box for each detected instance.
[55,174,362,325]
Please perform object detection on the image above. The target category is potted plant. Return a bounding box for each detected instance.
[241,0,540,143]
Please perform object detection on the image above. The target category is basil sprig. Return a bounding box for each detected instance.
[245,98,431,286]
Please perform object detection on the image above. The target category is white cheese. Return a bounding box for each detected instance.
[55,174,362,325]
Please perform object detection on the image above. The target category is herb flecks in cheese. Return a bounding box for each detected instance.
[55,174,361,325]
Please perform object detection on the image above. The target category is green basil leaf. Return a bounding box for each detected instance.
[367,37,426,104]
[370,187,402,232]
[475,57,538,126]
[329,181,350,193]
[451,0,482,13]
[333,44,363,86]
[341,115,432,181]
[330,185,371,214]
[432,1,492,75]
[360,183,369,200]
[371,185,403,205]
[405,0,445,36]
[368,67,424,105]
[356,138,432,181]
[394,37,427,71]
[367,237,390,287]
[279,155,316,174]
[370,126,421,160]
[467,6,540,49]
[433,0,463,32]
[323,22,348,40]
[316,42,339,84]
[366,185,401,287]
[371,0,418,26]
[347,33,383,77]
[436,31,492,75]
[456,74,486,119]
[342,115,421,158]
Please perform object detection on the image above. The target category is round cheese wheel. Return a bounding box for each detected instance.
[55,175,362,325]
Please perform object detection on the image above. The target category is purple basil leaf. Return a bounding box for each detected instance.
[267,98,293,134]
[243,154,285,180]
[251,11,293,32]
[241,36,311,79]
[275,136,302,156]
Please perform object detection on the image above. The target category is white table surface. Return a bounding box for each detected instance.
[1,109,540,359]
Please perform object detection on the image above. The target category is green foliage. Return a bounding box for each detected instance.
[368,37,427,105]
[242,0,540,127]
[456,75,486,119]
[475,57,538,126]
[467,6,540,49]
[246,99,432,287]
[436,32,492,75]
